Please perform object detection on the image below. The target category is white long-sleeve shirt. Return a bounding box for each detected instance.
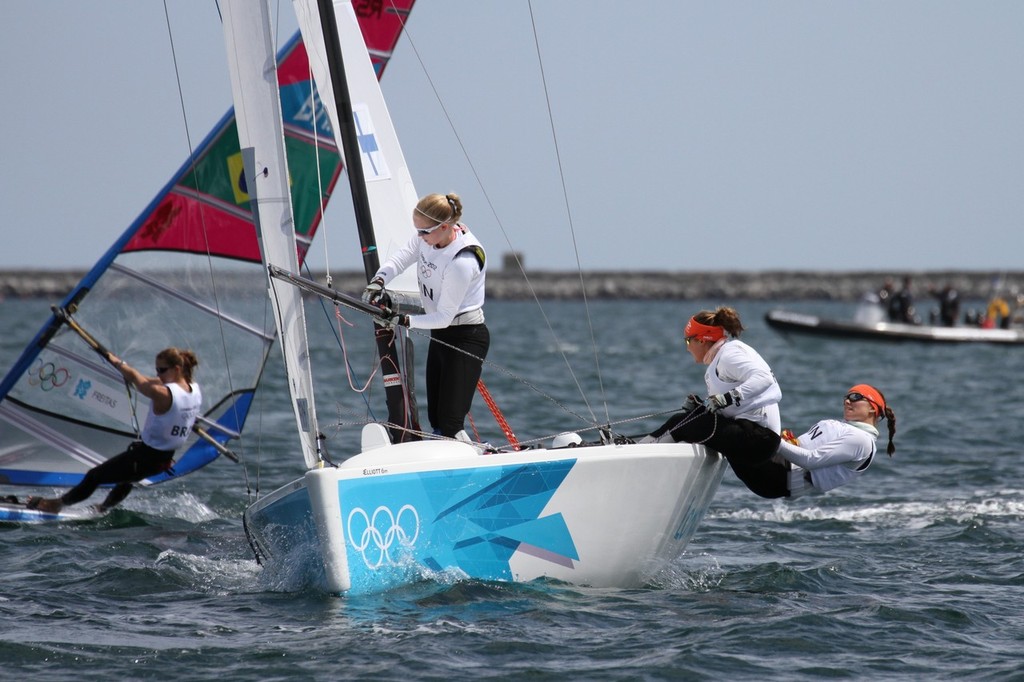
[778,419,878,495]
[705,339,782,431]
[373,224,486,330]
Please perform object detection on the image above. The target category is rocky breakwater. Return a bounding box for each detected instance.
[2,269,1020,302]
[0,270,85,299]
[487,270,1023,301]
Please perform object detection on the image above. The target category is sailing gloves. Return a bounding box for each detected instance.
[681,394,702,413]
[374,312,409,329]
[705,389,741,413]
[362,277,386,306]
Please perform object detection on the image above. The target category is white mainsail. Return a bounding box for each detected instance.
[294,0,420,298]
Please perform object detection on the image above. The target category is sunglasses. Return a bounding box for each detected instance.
[844,392,880,413]
[156,366,172,375]
[415,220,445,236]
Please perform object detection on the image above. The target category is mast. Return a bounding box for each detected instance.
[317,0,378,280]
[315,0,419,442]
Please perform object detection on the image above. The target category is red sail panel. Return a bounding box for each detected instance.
[355,0,416,76]
[122,2,415,264]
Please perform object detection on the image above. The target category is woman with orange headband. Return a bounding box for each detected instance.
[732,384,897,498]
[641,306,782,457]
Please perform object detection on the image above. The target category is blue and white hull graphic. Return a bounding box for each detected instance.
[246,439,725,594]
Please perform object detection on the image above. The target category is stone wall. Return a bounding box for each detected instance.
[2,269,1020,301]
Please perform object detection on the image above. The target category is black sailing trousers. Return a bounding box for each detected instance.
[426,323,490,438]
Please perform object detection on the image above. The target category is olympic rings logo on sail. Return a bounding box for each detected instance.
[27,359,71,391]
[347,504,420,569]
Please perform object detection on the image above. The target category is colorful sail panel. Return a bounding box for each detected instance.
[121,2,415,264]
[123,35,341,265]
[0,8,415,492]
[355,0,415,77]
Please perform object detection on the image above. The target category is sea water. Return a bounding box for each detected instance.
[1,297,1022,680]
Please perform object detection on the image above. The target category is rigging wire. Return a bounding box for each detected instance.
[525,0,611,428]
[163,0,255,495]
[386,0,602,426]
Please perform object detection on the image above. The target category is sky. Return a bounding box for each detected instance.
[2,1,1022,273]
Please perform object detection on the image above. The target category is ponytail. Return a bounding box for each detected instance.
[882,406,896,457]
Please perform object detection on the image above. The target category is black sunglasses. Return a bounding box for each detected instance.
[845,392,881,413]
[156,366,172,374]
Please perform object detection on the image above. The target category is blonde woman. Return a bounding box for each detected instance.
[362,192,489,439]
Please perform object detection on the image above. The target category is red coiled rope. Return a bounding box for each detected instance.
[475,379,520,450]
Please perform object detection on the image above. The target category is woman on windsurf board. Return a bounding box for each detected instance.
[28,347,201,513]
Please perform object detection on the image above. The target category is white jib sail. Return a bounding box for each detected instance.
[221,0,321,469]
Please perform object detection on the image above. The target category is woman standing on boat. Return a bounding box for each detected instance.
[28,347,202,513]
[640,307,784,486]
[362,192,489,440]
[740,384,896,499]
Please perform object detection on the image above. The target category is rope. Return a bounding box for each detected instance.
[476,379,519,450]
[317,307,689,449]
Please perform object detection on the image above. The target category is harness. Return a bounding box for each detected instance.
[855,450,874,472]
[457,244,486,270]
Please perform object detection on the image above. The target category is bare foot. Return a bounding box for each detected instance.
[28,497,64,514]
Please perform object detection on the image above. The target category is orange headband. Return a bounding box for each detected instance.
[684,317,725,343]
[848,383,886,416]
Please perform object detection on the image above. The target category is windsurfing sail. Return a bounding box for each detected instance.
[0,9,414,491]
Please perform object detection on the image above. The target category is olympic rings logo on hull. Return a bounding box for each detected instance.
[27,359,70,391]
[347,504,420,569]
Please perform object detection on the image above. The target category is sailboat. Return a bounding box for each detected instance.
[0,10,413,523]
[226,0,725,594]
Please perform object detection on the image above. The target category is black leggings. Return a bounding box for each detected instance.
[62,441,174,509]
[652,405,789,498]
[426,324,490,438]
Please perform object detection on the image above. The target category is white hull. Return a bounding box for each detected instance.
[244,438,725,594]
